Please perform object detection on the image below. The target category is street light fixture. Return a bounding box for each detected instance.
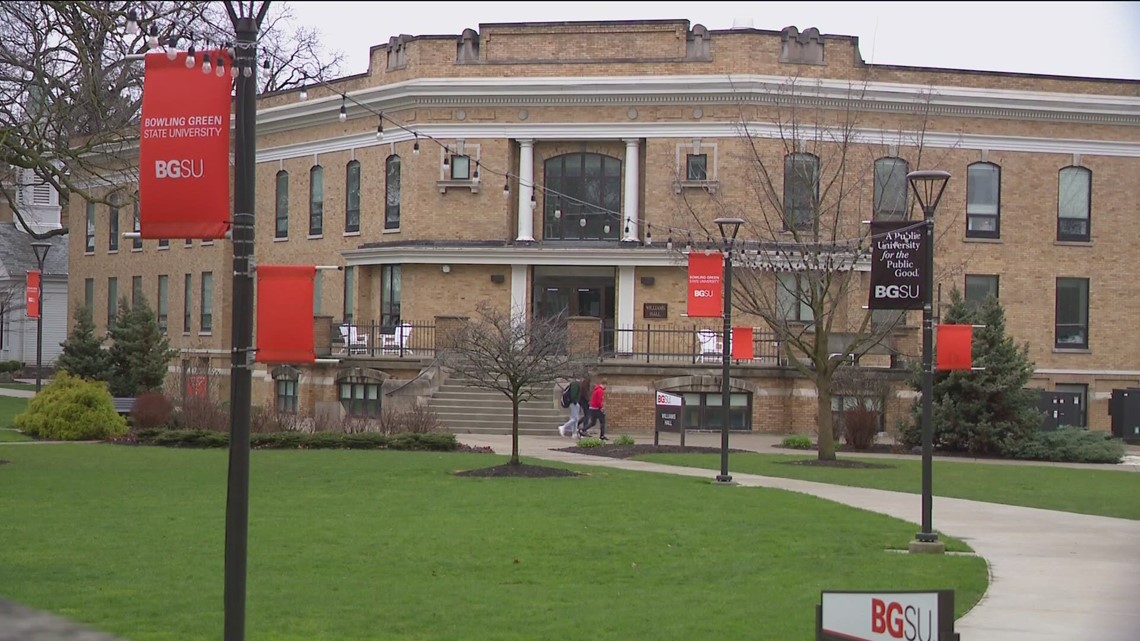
[906,169,951,553]
[30,241,51,393]
[713,217,744,485]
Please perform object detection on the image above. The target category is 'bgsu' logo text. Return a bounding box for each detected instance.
[874,285,920,300]
[871,598,934,640]
[155,159,205,179]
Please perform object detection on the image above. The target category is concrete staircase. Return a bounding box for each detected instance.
[428,376,568,436]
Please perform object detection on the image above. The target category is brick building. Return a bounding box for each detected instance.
[67,20,1140,435]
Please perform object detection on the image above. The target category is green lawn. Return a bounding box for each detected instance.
[0,445,987,641]
[636,452,1140,520]
[0,382,35,391]
[0,396,29,429]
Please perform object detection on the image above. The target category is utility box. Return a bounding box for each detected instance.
[1109,388,1140,441]
[1035,390,1085,431]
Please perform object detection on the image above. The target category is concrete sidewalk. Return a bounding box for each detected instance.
[0,386,35,398]
[460,432,1140,641]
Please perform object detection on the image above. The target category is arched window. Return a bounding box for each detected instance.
[873,157,909,220]
[274,170,289,239]
[966,162,1001,238]
[309,165,324,236]
[1057,166,1091,242]
[385,155,401,230]
[345,160,361,233]
[783,152,819,231]
[543,152,622,240]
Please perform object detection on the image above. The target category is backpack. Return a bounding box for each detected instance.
[560,386,572,408]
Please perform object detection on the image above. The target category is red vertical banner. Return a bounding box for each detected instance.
[732,326,754,360]
[25,271,40,319]
[256,266,317,364]
[139,50,233,239]
[687,252,723,317]
[936,324,974,371]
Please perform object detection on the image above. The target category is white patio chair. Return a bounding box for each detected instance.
[380,323,412,354]
[697,329,721,362]
[340,325,369,354]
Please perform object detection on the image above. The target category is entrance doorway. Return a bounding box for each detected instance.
[532,266,616,352]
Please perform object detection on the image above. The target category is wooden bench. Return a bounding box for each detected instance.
[112,397,136,417]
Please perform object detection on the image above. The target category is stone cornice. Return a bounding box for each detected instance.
[257,74,1140,135]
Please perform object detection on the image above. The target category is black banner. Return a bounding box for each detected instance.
[868,220,926,310]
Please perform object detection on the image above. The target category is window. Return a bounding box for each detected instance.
[183,274,192,333]
[157,275,169,333]
[132,195,142,249]
[274,170,289,239]
[450,154,470,180]
[966,162,1001,238]
[185,238,193,247]
[381,265,401,331]
[1054,383,1088,428]
[873,157,909,220]
[777,273,814,322]
[681,392,751,430]
[543,153,623,240]
[308,165,323,236]
[1057,166,1091,242]
[276,379,298,414]
[385,155,401,230]
[132,276,143,310]
[107,277,118,329]
[109,195,120,251]
[85,202,96,252]
[159,238,169,249]
[84,278,94,310]
[964,274,999,308]
[686,153,708,181]
[1055,277,1088,349]
[343,266,355,325]
[339,381,381,418]
[783,152,819,231]
[201,271,213,333]
[345,160,361,233]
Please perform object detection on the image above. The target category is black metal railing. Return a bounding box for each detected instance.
[333,321,435,359]
[604,324,784,365]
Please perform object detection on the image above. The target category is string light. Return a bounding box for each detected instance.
[165,37,178,61]
[338,96,347,122]
[201,55,212,75]
[502,179,510,198]
[215,56,225,77]
[472,162,479,180]
[299,89,308,101]
[242,65,251,78]
[185,44,196,69]
[412,135,419,156]
[147,24,159,50]
[230,61,240,80]
[126,9,140,35]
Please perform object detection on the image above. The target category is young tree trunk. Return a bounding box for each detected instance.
[510,399,521,465]
[816,371,837,461]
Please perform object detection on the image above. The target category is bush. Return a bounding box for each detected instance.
[576,436,604,448]
[131,391,175,429]
[126,429,459,451]
[614,434,636,445]
[0,360,22,374]
[843,408,879,451]
[783,435,813,449]
[13,372,127,440]
[1010,427,1125,464]
[171,396,229,432]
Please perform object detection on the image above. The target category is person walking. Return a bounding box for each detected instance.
[557,378,582,438]
[580,378,607,440]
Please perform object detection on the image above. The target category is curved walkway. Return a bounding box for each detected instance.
[459,433,1140,641]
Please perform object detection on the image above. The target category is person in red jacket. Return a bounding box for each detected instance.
[579,378,607,440]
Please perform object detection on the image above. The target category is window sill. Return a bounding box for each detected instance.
[273,237,289,243]
[437,179,480,194]
[183,332,191,337]
[307,234,323,240]
[201,241,214,246]
[198,331,213,337]
[1054,240,1092,247]
[344,230,361,237]
[383,227,400,234]
[85,250,95,256]
[673,179,719,195]
[131,248,143,253]
[158,245,169,251]
[1053,347,1090,354]
[964,237,1003,244]
[108,250,119,255]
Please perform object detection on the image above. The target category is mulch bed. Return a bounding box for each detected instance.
[454,463,580,478]
[557,444,750,459]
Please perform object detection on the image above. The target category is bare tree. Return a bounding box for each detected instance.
[674,78,960,461]
[0,1,342,239]
[441,303,586,465]
[0,282,24,345]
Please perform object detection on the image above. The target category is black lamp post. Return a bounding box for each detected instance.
[30,241,51,393]
[905,169,950,552]
[713,217,744,484]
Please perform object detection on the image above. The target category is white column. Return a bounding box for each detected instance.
[622,138,640,243]
[510,263,528,328]
[616,265,635,354]
[516,139,535,242]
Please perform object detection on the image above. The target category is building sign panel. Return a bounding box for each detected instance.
[868,221,927,310]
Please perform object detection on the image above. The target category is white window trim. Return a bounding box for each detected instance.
[673,140,719,194]
[437,142,481,193]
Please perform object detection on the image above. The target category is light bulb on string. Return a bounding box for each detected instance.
[185,44,196,68]
[165,37,177,61]
[645,228,653,245]
[299,89,308,101]
[502,180,510,198]
[412,135,419,156]
[230,63,240,79]
[242,65,252,78]
[580,217,588,228]
[147,24,159,50]
[667,235,674,250]
[126,9,140,35]
[472,163,479,180]
[201,56,212,74]
[603,223,611,234]
[443,154,450,167]
[214,56,225,77]
[338,96,347,122]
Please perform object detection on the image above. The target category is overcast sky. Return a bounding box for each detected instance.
[286,1,1140,81]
